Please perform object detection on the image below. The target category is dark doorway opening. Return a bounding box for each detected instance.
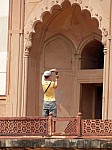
[81,39,104,69]
[95,85,103,119]
[81,83,103,119]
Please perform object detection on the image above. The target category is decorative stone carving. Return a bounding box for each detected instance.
[102,39,107,55]
[95,13,98,16]
[99,16,102,21]
[45,6,48,10]
[85,5,88,8]
[102,40,107,47]
[25,0,107,58]
[78,0,82,4]
[102,27,108,37]
[103,47,107,55]
[90,7,93,12]
[24,47,30,57]
[102,38,108,51]
[24,33,32,57]
[51,1,55,6]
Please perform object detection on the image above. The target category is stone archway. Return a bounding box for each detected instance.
[22,0,108,117]
[75,33,104,119]
[76,34,104,119]
[81,39,104,69]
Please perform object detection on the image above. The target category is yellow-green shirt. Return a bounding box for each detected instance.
[42,81,56,101]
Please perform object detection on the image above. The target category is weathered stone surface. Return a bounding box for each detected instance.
[0,138,112,149]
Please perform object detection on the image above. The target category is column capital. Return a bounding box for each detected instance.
[24,34,32,57]
[103,41,107,55]
[24,48,30,57]
[103,48,107,55]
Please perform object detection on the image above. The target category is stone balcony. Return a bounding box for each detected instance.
[0,113,112,149]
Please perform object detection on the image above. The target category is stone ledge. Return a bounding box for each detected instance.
[0,138,112,148]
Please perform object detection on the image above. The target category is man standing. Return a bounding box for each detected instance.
[42,68,59,117]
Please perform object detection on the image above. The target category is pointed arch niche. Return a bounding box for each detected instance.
[77,33,104,119]
[81,39,104,69]
[25,1,106,118]
[78,33,104,70]
[43,34,74,70]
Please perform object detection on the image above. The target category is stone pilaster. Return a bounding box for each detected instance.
[107,35,112,119]
[102,44,108,119]
[6,0,25,117]
[21,35,32,116]
[104,0,112,119]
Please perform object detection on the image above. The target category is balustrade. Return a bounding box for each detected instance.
[0,113,112,137]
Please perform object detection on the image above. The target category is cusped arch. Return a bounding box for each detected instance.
[33,3,101,34]
[81,9,99,30]
[81,9,91,19]
[25,0,105,40]
[24,0,108,55]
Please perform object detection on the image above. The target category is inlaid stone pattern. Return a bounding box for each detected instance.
[0,117,48,135]
[64,119,77,134]
[53,117,78,135]
[82,119,112,136]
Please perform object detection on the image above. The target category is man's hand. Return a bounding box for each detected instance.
[50,68,57,72]
[56,75,59,79]
[50,68,58,74]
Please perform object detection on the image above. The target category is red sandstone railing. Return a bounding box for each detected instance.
[52,115,81,136]
[0,117,48,136]
[82,119,112,136]
[0,113,112,137]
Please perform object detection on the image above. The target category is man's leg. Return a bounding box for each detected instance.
[49,101,57,117]
[43,101,50,117]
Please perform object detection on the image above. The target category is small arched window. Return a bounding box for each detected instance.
[81,39,104,69]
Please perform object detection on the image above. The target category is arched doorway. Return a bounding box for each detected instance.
[80,39,104,119]
[26,1,103,118]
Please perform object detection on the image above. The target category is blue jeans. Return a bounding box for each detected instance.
[43,101,57,117]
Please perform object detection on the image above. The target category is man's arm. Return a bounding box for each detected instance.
[54,75,59,88]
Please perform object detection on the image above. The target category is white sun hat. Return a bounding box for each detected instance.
[43,70,52,77]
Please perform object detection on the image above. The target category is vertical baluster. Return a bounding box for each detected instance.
[77,112,82,137]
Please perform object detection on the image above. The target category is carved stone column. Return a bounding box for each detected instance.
[102,44,108,119]
[105,0,112,119]
[107,35,112,119]
[101,22,109,120]
[21,35,32,116]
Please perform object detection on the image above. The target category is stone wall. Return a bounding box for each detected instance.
[0,0,111,118]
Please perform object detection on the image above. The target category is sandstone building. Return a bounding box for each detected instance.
[0,0,112,120]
